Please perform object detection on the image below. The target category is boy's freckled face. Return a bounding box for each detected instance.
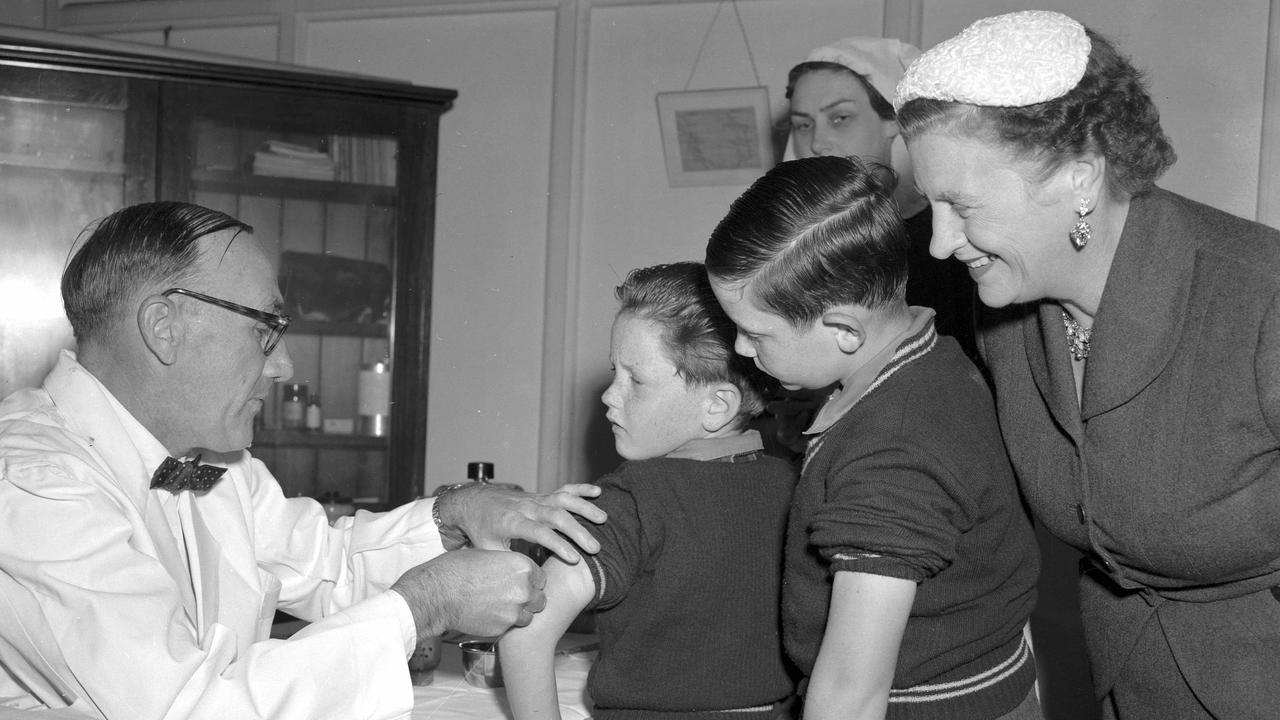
[600,314,710,461]
[710,279,840,391]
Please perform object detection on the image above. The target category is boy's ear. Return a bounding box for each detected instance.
[138,294,182,365]
[821,309,863,355]
[880,116,901,141]
[703,382,743,433]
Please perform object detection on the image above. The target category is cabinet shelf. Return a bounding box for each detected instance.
[191,169,396,205]
[289,319,387,338]
[0,152,124,175]
[254,429,388,450]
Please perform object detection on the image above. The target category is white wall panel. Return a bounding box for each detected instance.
[305,10,557,492]
[104,24,278,61]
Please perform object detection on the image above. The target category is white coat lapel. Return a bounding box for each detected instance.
[178,493,216,641]
[184,488,269,655]
[144,496,199,625]
[43,355,200,626]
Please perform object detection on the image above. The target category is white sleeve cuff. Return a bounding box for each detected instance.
[354,590,420,657]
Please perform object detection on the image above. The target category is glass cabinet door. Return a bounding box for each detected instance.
[0,33,445,508]
[160,82,405,507]
[0,65,152,399]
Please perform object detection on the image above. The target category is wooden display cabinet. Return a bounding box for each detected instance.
[0,26,455,508]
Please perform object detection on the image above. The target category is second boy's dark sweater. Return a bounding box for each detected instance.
[784,323,1039,720]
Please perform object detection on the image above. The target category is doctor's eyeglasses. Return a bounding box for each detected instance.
[162,287,292,356]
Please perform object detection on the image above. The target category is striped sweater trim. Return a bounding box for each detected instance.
[888,635,1030,704]
[858,320,938,408]
[588,554,608,602]
[801,322,938,474]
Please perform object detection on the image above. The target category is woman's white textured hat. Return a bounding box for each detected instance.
[784,37,921,163]
[893,10,1090,111]
[801,37,921,108]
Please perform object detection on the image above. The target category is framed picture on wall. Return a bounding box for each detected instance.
[656,86,774,187]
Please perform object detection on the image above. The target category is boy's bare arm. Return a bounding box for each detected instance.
[500,556,596,720]
[805,570,916,720]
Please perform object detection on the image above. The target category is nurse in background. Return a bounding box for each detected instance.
[786,37,976,361]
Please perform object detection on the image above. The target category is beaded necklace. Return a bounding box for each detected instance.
[1061,309,1091,361]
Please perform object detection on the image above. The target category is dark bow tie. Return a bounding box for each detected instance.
[150,454,227,493]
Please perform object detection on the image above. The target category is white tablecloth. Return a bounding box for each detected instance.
[0,635,595,719]
[412,634,596,719]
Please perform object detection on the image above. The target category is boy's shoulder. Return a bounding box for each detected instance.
[807,340,1011,487]
[599,453,795,499]
[897,331,982,376]
[868,335,989,408]
[818,337,999,449]
[607,451,794,478]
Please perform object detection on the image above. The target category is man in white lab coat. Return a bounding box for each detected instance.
[0,201,605,719]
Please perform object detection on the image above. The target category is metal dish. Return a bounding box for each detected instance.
[458,640,503,688]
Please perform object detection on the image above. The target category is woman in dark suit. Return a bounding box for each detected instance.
[895,10,1280,720]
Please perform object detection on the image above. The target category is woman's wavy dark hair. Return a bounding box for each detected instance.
[897,28,1176,199]
[615,261,774,425]
[786,61,896,121]
[705,155,907,328]
[63,201,251,344]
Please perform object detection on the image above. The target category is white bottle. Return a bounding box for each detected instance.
[357,360,391,436]
[305,396,323,432]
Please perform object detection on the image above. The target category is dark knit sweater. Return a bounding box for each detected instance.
[583,448,797,720]
[783,323,1039,720]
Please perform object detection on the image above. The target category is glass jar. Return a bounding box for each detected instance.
[281,383,308,430]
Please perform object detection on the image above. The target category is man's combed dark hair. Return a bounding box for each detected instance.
[615,261,774,424]
[704,155,907,327]
[897,28,1176,199]
[62,201,252,344]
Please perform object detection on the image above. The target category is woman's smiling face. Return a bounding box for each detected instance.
[909,130,1077,309]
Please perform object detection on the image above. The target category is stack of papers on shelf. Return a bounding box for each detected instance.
[252,140,336,181]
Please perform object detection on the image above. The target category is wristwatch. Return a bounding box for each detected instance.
[429,482,475,530]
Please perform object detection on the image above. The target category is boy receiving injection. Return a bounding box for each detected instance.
[706,156,1040,720]
[500,262,797,720]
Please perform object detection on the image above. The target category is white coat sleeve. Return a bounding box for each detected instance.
[0,450,441,720]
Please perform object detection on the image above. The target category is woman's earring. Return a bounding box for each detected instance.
[1070,198,1093,251]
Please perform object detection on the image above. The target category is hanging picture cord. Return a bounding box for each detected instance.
[682,0,763,91]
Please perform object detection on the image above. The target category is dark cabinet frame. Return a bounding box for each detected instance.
[0,26,455,507]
